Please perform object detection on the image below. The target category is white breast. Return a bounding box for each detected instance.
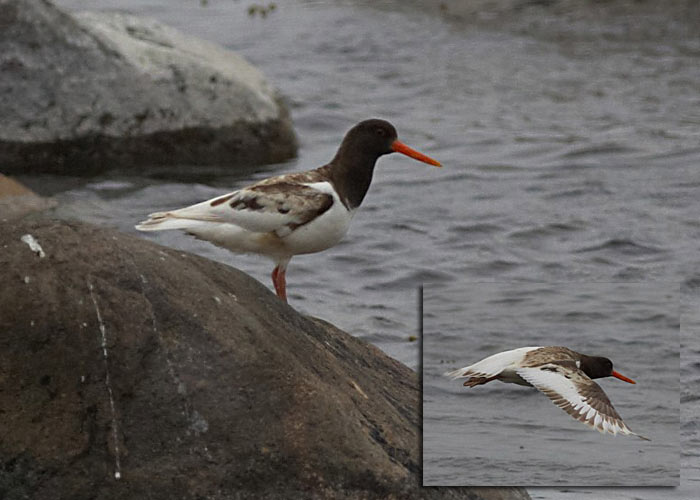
[281,181,354,255]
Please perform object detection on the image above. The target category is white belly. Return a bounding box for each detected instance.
[183,182,354,260]
[282,192,354,255]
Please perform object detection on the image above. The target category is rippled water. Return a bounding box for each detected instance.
[29,0,700,497]
[423,282,679,486]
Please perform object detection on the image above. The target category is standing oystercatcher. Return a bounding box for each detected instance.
[136,119,440,302]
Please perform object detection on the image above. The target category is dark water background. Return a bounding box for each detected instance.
[24,1,700,498]
[423,282,679,486]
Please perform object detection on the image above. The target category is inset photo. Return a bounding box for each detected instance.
[422,282,679,487]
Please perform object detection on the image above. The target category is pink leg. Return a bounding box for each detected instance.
[271,265,288,303]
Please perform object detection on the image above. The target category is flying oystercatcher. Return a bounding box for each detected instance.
[136,119,441,302]
[445,346,649,440]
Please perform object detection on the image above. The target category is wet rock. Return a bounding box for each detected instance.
[0,0,297,174]
[0,218,529,500]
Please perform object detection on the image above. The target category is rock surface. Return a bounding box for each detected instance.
[0,217,530,500]
[0,174,56,220]
[0,0,296,174]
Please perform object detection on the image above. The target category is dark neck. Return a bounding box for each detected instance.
[328,149,380,210]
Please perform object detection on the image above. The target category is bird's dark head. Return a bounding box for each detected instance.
[329,119,440,210]
[344,119,398,157]
[581,355,636,383]
[337,119,441,167]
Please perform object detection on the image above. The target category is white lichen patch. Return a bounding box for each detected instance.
[87,279,122,481]
[20,234,46,258]
[350,379,369,400]
[177,382,187,395]
[189,410,209,435]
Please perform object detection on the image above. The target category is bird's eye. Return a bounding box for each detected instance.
[376,128,386,137]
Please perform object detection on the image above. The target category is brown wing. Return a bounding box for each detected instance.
[520,346,580,367]
[251,165,331,187]
[517,364,649,440]
[227,182,333,236]
[144,174,334,236]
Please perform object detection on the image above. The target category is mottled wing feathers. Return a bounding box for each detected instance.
[517,365,649,440]
[520,346,579,367]
[253,165,331,187]
[224,183,334,236]
[136,173,334,237]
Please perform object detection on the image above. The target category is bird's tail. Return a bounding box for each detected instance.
[135,212,212,232]
[444,367,470,380]
[444,368,495,387]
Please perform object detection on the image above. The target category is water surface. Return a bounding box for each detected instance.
[423,282,679,486]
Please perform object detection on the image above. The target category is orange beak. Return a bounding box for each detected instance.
[611,370,636,384]
[391,140,441,167]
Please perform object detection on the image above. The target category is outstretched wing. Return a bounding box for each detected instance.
[516,364,649,440]
[136,182,334,237]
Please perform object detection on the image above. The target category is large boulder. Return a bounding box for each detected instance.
[0,0,297,174]
[0,216,530,500]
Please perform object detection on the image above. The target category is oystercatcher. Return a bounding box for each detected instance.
[445,346,649,440]
[136,119,440,302]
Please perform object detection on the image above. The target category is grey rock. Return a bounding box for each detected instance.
[0,217,529,500]
[0,174,56,220]
[0,0,297,174]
